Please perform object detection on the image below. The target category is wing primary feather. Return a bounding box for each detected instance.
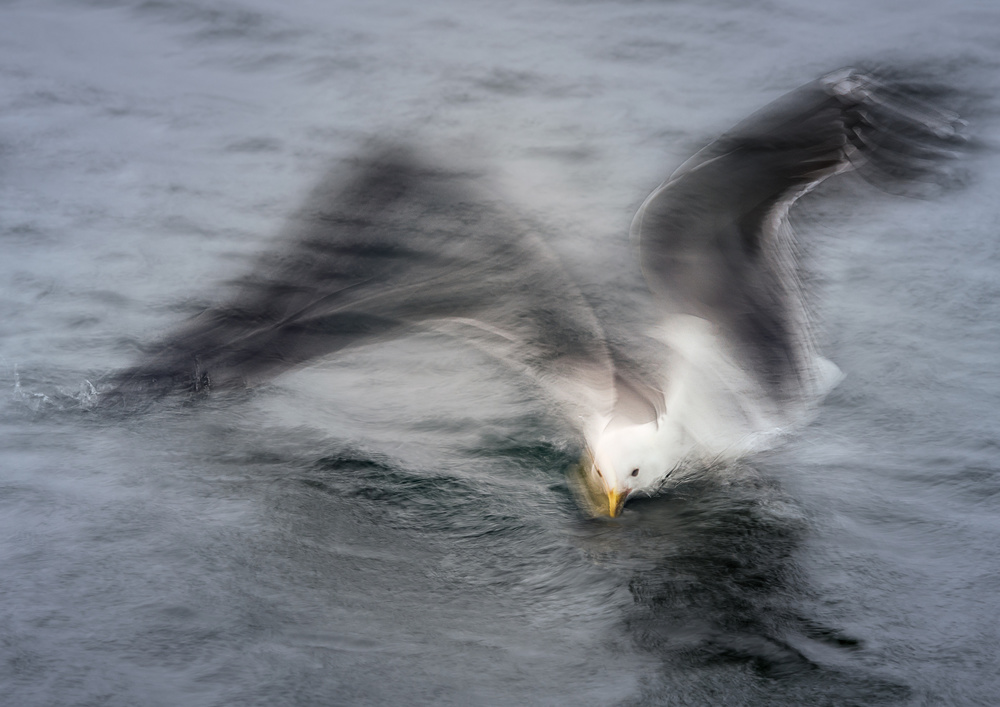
[634,68,965,403]
[104,145,619,423]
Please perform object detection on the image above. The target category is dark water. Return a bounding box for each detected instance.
[3,1,1000,705]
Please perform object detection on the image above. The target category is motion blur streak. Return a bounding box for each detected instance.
[1,1,998,706]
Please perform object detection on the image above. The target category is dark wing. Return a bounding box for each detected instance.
[633,68,964,400]
[106,146,618,421]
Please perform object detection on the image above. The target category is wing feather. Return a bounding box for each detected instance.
[106,146,619,424]
[633,69,964,401]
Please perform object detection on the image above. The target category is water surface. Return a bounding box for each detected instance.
[2,0,1000,704]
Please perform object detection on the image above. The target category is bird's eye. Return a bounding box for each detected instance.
[595,468,603,478]
[631,468,639,477]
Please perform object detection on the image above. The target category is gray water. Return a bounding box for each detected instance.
[3,1,1000,705]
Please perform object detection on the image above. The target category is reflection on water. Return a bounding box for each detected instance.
[615,475,822,677]
[570,469,917,705]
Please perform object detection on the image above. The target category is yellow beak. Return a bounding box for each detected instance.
[607,488,626,518]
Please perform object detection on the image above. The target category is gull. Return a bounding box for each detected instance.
[107,69,963,516]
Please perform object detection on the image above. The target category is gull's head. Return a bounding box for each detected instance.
[586,419,686,517]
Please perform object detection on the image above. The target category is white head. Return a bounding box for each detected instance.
[587,418,687,516]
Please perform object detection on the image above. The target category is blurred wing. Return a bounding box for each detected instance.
[633,68,964,402]
[107,146,618,424]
